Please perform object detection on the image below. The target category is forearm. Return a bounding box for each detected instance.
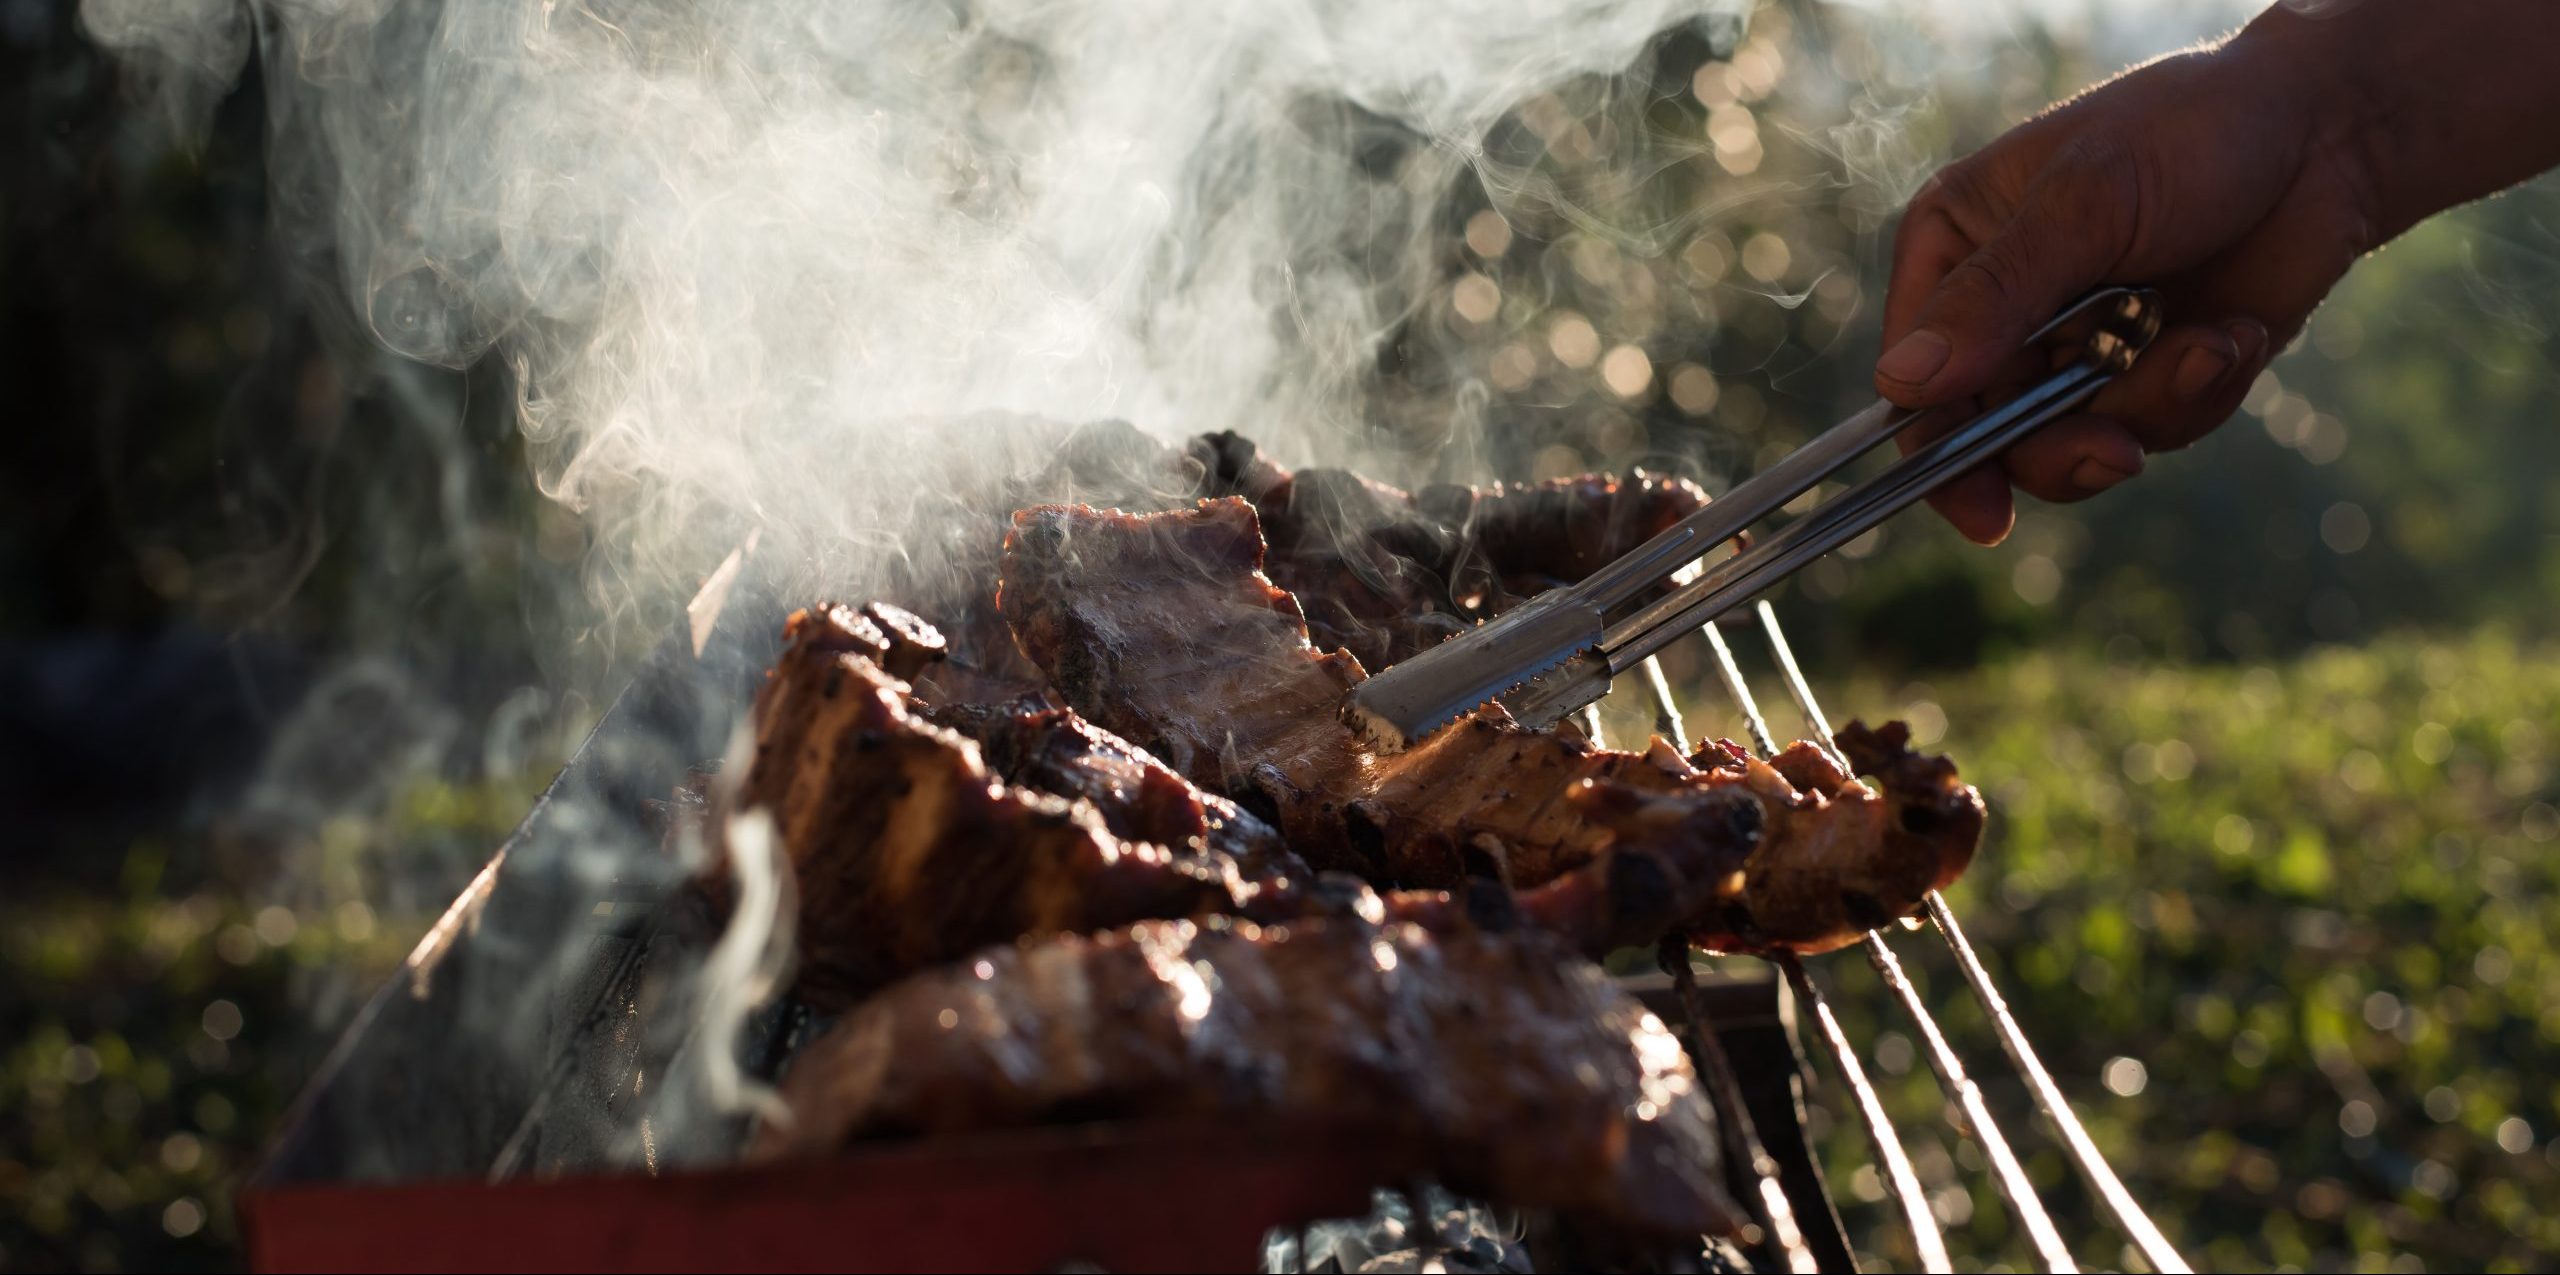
[2239,0,2560,241]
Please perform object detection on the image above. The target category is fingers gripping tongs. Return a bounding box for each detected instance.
[1345,287,2161,751]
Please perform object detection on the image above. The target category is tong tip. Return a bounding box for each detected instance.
[1340,592,1608,752]
[1340,694,1428,754]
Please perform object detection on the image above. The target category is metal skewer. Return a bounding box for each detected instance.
[1752,605,2190,1273]
[1753,601,1844,766]
[1697,617,1778,757]
[1778,952,1953,1273]
[1644,552,2196,1275]
[1639,654,1688,747]
[1861,934,2077,1272]
[1924,893,2191,1274]
[1752,604,2074,1270]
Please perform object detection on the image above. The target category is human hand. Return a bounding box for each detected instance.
[1873,25,2376,543]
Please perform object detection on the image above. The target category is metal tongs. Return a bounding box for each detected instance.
[1346,287,2162,750]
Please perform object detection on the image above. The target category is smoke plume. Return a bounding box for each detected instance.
[83,0,1746,617]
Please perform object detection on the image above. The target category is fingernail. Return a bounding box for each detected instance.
[2172,339,2236,403]
[2071,455,2138,495]
[1877,330,1951,386]
[2228,317,2268,368]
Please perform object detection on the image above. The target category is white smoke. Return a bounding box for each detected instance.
[81,0,1745,614]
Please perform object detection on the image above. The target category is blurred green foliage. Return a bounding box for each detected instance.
[1751,629,2560,1273]
[0,766,552,1272]
[4,891,388,1271]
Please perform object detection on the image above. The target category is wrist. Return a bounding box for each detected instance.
[2229,0,2560,243]
[2222,3,2401,239]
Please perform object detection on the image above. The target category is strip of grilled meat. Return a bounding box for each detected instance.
[875,419,1712,703]
[998,498,1984,955]
[926,697,1294,879]
[1186,429,1711,673]
[757,908,1742,1243]
[740,602,1275,1006]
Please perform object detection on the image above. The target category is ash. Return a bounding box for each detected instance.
[1257,1184,1768,1273]
[1261,1186,1529,1274]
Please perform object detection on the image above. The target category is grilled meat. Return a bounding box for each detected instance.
[758,909,1742,1242]
[1187,430,1710,673]
[998,498,1984,954]
[745,601,1802,980]
[875,420,1205,705]
[927,698,1295,879]
[878,419,1712,699]
[740,603,1269,1006]
[1663,729,1979,954]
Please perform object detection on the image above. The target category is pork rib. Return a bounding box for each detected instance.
[1187,430,1711,673]
[928,698,1295,880]
[877,419,1714,700]
[997,498,1983,954]
[739,603,1266,1006]
[757,909,1742,1243]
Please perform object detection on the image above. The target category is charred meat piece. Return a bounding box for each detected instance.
[876,419,1211,705]
[1454,469,1711,589]
[928,698,1296,880]
[740,603,1264,1006]
[881,419,1711,697]
[998,498,1984,954]
[778,599,951,679]
[806,596,1304,882]
[758,910,1741,1243]
[1188,431,1710,673]
[1660,731,1981,954]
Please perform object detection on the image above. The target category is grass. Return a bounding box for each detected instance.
[1750,629,2560,1273]
[0,766,543,1273]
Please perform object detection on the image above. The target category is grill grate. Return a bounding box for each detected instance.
[1625,598,2188,1275]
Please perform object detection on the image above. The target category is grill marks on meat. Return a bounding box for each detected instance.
[876,420,1712,696]
[998,498,1985,955]
[758,911,1742,1242]
[927,699,1297,880]
[742,603,1262,1006]
[1670,731,1981,954]
[1187,431,1710,673]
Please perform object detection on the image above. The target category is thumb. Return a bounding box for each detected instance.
[1876,149,2137,406]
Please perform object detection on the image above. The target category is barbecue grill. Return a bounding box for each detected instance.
[242,532,2189,1273]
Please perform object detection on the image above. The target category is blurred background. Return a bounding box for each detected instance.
[6,0,2558,1270]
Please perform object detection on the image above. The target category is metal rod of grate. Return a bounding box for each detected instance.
[1750,603,2188,1274]
[1623,593,2188,1273]
[1859,930,2076,1272]
[1776,951,1951,1273]
[1661,936,1820,1274]
[1669,625,1943,1271]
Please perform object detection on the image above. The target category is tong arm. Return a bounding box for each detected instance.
[1347,287,2162,746]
